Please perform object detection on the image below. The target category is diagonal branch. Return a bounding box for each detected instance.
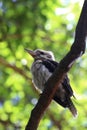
[0,57,38,93]
[25,0,87,130]
[0,57,31,81]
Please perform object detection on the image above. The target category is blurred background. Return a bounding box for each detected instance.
[0,0,87,130]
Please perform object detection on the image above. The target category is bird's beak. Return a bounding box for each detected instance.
[25,48,36,58]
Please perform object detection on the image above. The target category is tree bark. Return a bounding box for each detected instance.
[25,0,87,130]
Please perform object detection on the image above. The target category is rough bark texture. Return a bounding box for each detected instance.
[25,0,87,130]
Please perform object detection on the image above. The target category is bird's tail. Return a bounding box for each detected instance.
[53,95,77,117]
[68,99,78,117]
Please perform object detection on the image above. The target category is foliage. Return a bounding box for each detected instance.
[0,0,87,130]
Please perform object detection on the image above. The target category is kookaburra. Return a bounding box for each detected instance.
[25,48,77,117]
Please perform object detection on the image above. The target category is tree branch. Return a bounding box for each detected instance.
[25,0,87,130]
[0,57,31,81]
[0,57,39,93]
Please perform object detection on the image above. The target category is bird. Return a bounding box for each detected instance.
[25,48,77,117]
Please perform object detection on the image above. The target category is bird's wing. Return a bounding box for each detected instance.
[42,59,58,73]
[42,59,73,96]
[62,75,73,97]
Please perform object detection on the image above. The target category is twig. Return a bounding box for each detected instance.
[0,57,31,81]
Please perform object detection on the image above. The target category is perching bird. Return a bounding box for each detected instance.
[25,48,77,117]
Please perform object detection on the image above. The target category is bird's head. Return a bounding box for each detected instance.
[25,49,55,60]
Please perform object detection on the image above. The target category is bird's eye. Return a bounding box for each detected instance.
[40,52,44,55]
